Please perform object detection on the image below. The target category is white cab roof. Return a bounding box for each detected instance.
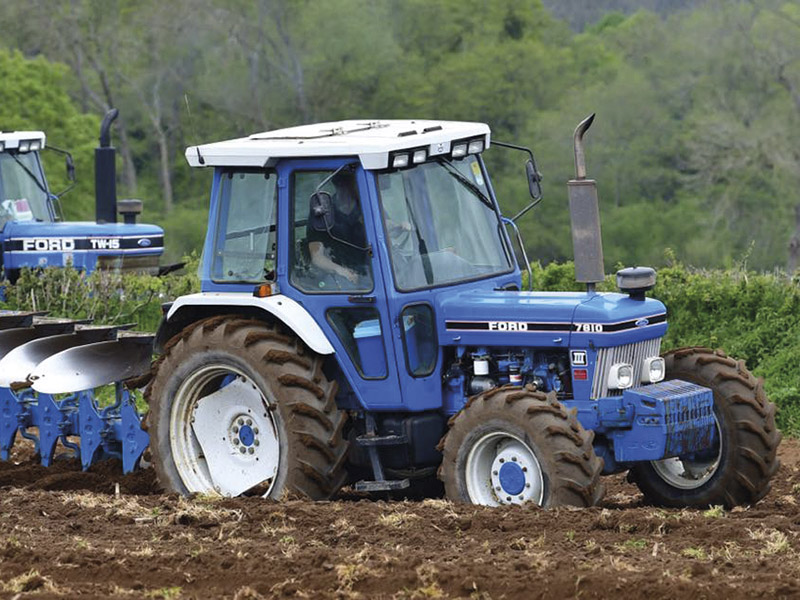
[185,120,490,170]
[0,131,46,151]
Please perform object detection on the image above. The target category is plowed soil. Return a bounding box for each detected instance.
[1,442,800,600]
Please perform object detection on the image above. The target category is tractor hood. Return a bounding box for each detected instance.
[1,221,164,273]
[437,289,667,348]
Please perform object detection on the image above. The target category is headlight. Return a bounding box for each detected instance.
[608,363,633,389]
[28,140,42,152]
[467,139,484,154]
[18,140,30,152]
[392,153,410,168]
[451,143,467,158]
[642,357,665,383]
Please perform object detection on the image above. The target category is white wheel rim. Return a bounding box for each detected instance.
[465,432,544,506]
[650,415,722,490]
[170,364,280,497]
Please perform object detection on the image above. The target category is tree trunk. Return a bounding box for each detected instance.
[788,203,800,277]
[156,128,173,213]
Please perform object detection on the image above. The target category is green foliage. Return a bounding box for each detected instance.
[1,256,200,332]
[0,50,99,220]
[530,260,800,435]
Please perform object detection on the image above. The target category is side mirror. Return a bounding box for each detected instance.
[65,154,75,182]
[525,159,542,200]
[309,191,334,232]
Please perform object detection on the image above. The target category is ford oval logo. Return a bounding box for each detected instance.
[635,318,650,328]
[137,238,152,247]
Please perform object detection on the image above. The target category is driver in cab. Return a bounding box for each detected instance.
[307,171,370,288]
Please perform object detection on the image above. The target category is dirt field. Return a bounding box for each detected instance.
[1,442,800,600]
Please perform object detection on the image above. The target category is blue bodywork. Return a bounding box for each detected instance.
[190,156,716,473]
[2,221,164,273]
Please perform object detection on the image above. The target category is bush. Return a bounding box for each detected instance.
[1,254,200,332]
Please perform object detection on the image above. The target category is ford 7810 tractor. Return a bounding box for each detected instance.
[0,115,775,508]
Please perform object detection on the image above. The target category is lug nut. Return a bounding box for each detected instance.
[522,467,527,472]
[511,456,517,462]
[234,438,240,445]
[492,470,498,476]
[238,418,244,426]
[248,447,254,455]
[499,458,505,463]
[233,426,239,433]
[254,440,260,447]
[495,486,501,491]
[253,428,259,434]
[246,419,252,426]
[239,447,246,454]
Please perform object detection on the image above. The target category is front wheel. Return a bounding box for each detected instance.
[438,386,604,508]
[629,347,781,508]
[147,316,349,499]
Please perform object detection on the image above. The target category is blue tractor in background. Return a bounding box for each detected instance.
[143,115,780,508]
[0,109,163,280]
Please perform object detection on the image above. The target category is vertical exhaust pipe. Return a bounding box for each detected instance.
[567,114,605,293]
[95,109,119,224]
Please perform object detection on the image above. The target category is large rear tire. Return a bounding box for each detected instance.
[629,347,780,508]
[438,386,604,508]
[147,316,348,499]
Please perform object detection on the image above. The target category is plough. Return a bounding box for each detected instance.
[0,311,152,473]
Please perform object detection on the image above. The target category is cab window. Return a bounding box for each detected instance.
[211,169,277,283]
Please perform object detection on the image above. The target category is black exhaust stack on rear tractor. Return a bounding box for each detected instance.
[95,109,119,224]
[567,114,605,293]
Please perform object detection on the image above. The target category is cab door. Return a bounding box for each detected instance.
[276,158,403,409]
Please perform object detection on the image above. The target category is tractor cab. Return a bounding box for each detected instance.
[0,131,53,225]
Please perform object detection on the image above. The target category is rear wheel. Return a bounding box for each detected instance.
[439,386,604,508]
[147,316,349,499]
[629,347,780,508]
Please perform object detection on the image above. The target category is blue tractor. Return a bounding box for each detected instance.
[143,116,780,508]
[0,109,164,280]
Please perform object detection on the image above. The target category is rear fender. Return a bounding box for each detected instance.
[154,292,335,355]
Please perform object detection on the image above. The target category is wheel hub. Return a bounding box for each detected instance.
[171,369,280,497]
[465,433,544,506]
[229,417,259,453]
[497,462,525,496]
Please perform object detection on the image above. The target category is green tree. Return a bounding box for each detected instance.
[0,50,99,220]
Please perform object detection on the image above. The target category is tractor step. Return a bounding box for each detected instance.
[354,478,410,492]
[355,433,408,447]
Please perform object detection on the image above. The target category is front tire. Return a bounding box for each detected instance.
[147,316,349,499]
[438,386,604,508]
[629,347,781,508]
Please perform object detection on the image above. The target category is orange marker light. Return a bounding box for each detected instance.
[253,284,273,298]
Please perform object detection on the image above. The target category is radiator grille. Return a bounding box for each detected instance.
[591,337,662,399]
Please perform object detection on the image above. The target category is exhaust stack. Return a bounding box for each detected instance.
[95,109,119,224]
[567,114,605,293]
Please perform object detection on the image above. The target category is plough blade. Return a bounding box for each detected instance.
[0,325,121,388]
[29,332,154,394]
[0,311,154,474]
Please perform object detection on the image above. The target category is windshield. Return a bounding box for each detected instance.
[378,155,512,291]
[0,152,51,224]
